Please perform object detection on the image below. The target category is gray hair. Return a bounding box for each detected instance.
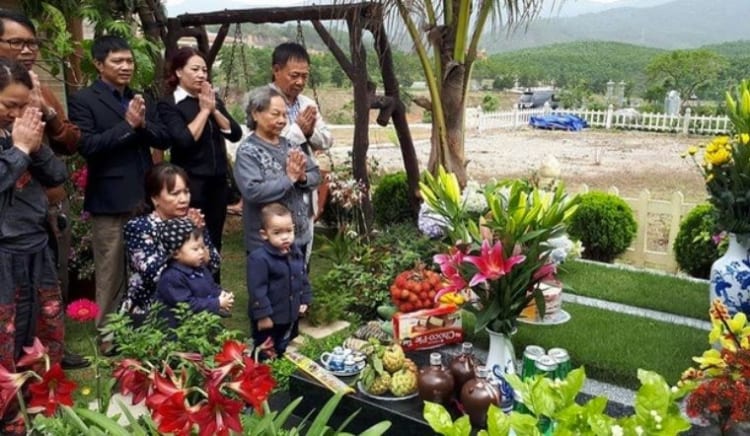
[245,85,285,130]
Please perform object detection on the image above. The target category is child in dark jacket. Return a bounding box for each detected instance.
[156,218,234,327]
[248,203,312,358]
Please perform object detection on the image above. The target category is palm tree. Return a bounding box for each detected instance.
[392,0,546,185]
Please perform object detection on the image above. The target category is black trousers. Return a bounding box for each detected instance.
[188,174,228,282]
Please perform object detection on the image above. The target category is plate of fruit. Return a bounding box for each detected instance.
[357,342,418,401]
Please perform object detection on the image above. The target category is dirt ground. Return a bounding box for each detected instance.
[328,127,711,256]
[330,127,708,203]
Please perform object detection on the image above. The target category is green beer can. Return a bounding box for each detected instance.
[534,355,558,379]
[521,345,546,379]
[548,347,571,379]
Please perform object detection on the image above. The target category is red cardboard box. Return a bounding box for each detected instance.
[392,304,463,351]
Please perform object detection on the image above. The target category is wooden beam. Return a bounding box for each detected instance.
[175,3,381,26]
[207,23,230,70]
[311,20,354,81]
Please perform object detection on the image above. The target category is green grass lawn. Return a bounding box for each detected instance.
[558,260,710,321]
[62,219,710,393]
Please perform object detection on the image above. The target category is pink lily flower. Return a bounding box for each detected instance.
[464,240,526,287]
[532,263,557,283]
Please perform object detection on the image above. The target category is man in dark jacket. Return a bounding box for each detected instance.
[68,36,171,331]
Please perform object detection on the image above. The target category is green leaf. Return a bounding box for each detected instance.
[72,407,131,436]
[423,401,455,435]
[453,415,473,436]
[509,412,542,436]
[358,421,392,436]
[485,404,511,436]
[304,392,344,436]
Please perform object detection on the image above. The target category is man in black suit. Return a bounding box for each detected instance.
[68,36,171,332]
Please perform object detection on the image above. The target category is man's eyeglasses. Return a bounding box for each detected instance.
[0,38,40,50]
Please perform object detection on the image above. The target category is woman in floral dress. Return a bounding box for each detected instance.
[119,163,220,323]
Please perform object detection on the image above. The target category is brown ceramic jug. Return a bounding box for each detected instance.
[460,365,501,428]
[448,342,476,397]
[417,352,455,405]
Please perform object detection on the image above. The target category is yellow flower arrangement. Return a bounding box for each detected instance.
[684,82,750,235]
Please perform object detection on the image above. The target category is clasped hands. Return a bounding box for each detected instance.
[296,105,317,137]
[125,94,147,129]
[12,106,44,155]
[286,148,307,183]
[219,290,234,311]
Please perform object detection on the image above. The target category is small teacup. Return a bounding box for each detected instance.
[321,351,345,371]
[344,355,357,373]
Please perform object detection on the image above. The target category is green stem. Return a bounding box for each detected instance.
[15,389,30,430]
[88,336,103,412]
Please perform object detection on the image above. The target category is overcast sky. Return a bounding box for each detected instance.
[163,0,673,16]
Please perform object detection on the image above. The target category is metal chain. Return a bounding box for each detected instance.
[221,23,242,101]
[295,20,321,111]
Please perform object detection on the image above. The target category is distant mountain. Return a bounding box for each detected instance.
[489,0,750,52]
[540,0,674,18]
[166,0,749,53]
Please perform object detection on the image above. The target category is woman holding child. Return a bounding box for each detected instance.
[119,163,221,321]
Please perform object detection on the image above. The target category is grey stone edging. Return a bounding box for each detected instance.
[563,293,711,331]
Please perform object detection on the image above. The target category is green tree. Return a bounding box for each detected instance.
[646,49,728,109]
[394,0,545,185]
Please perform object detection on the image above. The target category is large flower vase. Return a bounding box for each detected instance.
[485,328,516,384]
[709,233,750,316]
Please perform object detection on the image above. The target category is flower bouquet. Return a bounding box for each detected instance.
[681,299,750,432]
[421,168,578,334]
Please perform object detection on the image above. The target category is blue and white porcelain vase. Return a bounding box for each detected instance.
[709,233,750,316]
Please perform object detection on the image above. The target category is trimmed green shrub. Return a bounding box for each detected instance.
[372,172,413,227]
[568,191,637,263]
[674,204,721,279]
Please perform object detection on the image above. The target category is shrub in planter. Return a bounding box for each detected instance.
[568,191,636,263]
[674,204,721,279]
[372,171,413,226]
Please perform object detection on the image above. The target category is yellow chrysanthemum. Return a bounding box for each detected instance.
[704,146,732,166]
[687,145,699,156]
[741,133,750,144]
[693,348,726,370]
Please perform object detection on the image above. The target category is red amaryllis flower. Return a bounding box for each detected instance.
[16,337,48,368]
[464,240,525,287]
[146,368,188,411]
[154,391,195,436]
[191,384,243,436]
[212,340,250,383]
[65,299,99,322]
[27,363,76,416]
[226,357,275,413]
[215,340,247,367]
[113,359,152,405]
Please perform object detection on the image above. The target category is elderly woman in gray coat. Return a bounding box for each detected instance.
[233,86,320,256]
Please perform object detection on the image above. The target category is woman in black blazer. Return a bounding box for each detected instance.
[158,47,242,277]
